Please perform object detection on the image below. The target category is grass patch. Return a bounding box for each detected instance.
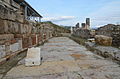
[69,35,87,45]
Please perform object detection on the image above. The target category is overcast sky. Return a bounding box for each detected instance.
[26,0,120,28]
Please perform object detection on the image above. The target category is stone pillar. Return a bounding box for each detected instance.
[86,18,90,29]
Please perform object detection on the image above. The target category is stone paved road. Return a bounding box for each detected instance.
[3,37,120,79]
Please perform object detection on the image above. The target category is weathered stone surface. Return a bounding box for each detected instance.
[3,0,11,4]
[25,47,41,66]
[95,35,112,46]
[85,42,120,61]
[10,43,19,52]
[20,24,32,34]
[96,24,120,47]
[31,34,37,45]
[0,5,5,19]
[18,39,22,50]
[73,29,91,39]
[11,0,20,9]
[0,45,6,59]
[0,4,16,21]
[0,19,8,34]
[0,34,14,41]
[16,12,24,23]
[4,37,120,79]
[22,37,30,48]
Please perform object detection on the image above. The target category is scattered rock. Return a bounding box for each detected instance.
[95,35,112,46]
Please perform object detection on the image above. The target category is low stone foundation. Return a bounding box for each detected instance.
[85,42,120,62]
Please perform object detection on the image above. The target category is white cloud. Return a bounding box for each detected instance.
[87,1,120,28]
[42,16,75,22]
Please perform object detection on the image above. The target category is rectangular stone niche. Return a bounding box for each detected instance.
[25,47,41,66]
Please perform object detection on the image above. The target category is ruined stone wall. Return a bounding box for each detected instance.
[73,29,91,39]
[96,24,120,47]
[0,1,54,60]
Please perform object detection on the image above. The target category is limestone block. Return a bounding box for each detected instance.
[18,39,22,50]
[0,5,5,19]
[7,20,12,33]
[24,24,29,33]
[18,23,23,34]
[22,37,29,48]
[8,10,16,21]
[95,35,112,46]
[0,5,16,21]
[3,0,11,4]
[115,53,120,61]
[20,24,29,34]
[4,7,9,20]
[5,42,10,55]
[0,34,14,41]
[25,47,41,66]
[0,19,8,34]
[10,43,19,52]
[11,0,20,9]
[11,21,19,33]
[27,24,32,34]
[0,45,6,59]
[16,12,24,23]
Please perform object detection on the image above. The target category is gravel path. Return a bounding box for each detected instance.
[3,37,120,79]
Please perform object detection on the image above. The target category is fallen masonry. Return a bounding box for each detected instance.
[25,47,41,66]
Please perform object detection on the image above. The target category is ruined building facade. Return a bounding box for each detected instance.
[96,24,120,47]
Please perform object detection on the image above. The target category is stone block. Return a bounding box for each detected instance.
[31,35,37,45]
[0,45,6,59]
[0,34,14,41]
[14,34,25,38]
[11,21,19,33]
[8,10,16,21]
[3,0,11,4]
[115,53,120,61]
[0,19,8,34]
[4,7,9,20]
[17,23,23,34]
[10,43,19,52]
[16,11,24,23]
[11,0,20,9]
[20,24,28,34]
[0,5,6,19]
[2,21,19,34]
[95,35,112,46]
[37,34,42,43]
[18,39,22,50]
[14,34,30,48]
[0,5,16,21]
[22,37,29,48]
[25,47,41,66]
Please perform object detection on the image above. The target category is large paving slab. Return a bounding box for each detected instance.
[3,37,120,79]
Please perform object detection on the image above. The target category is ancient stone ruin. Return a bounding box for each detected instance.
[0,0,69,62]
[72,18,94,39]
